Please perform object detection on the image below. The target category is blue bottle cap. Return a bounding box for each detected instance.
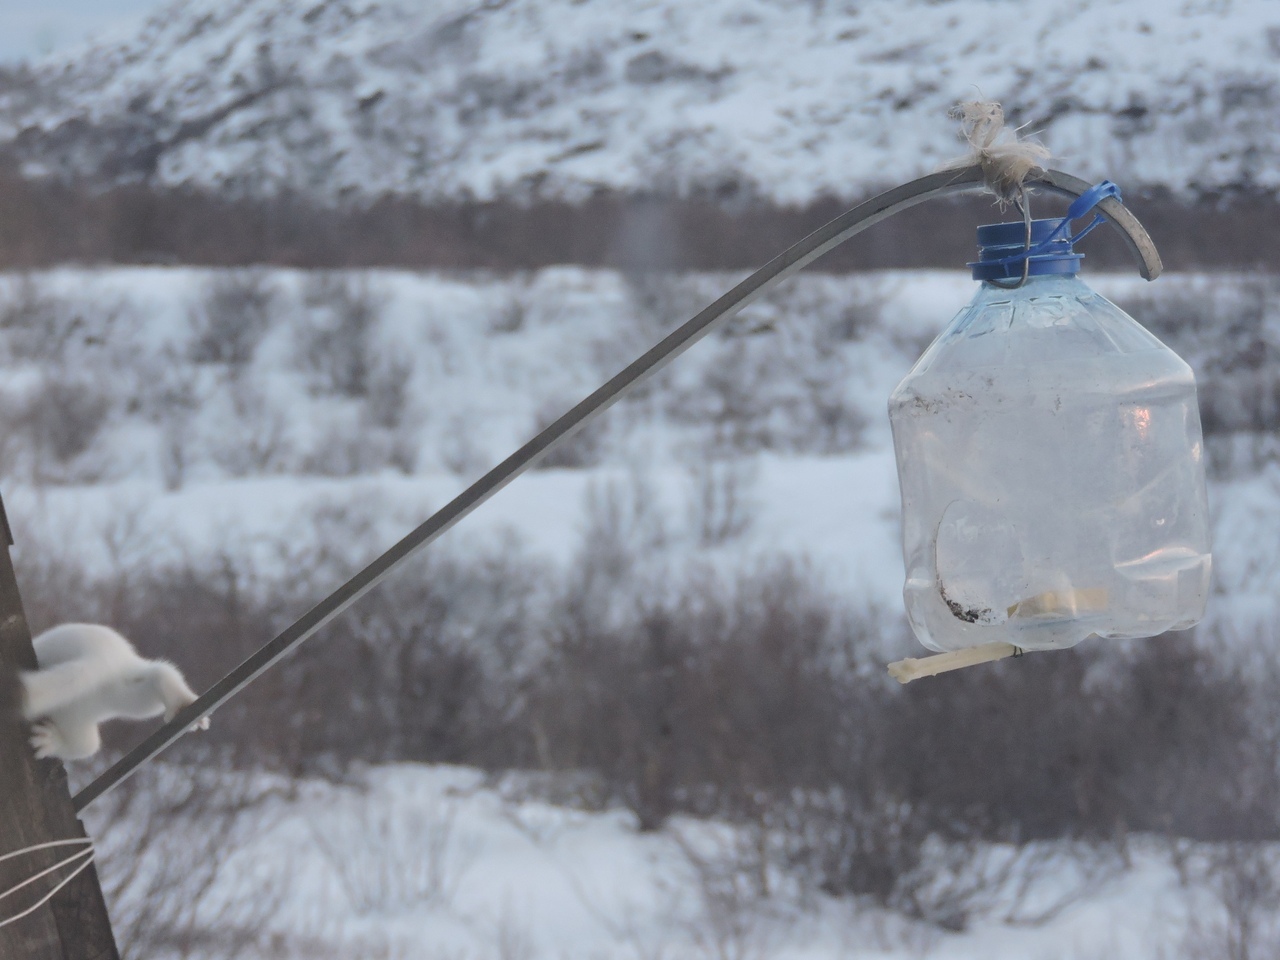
[969,217,1084,282]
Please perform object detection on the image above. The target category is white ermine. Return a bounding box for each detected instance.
[19,623,209,761]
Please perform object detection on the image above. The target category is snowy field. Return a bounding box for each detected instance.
[2,263,1278,958]
[78,764,1224,960]
[1,264,1276,651]
[0,264,936,626]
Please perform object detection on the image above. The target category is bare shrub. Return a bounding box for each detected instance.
[7,467,1280,939]
[1117,279,1280,477]
[812,834,1126,933]
[211,381,293,476]
[526,480,685,827]
[1116,277,1280,377]
[20,369,112,482]
[530,397,608,470]
[0,275,70,360]
[0,390,28,478]
[685,457,755,546]
[308,783,474,914]
[881,635,1278,844]
[1000,841,1129,927]
[527,547,1279,927]
[669,317,865,457]
[301,414,394,476]
[488,290,528,334]
[625,271,702,337]
[365,353,414,430]
[687,338,776,454]
[0,275,127,362]
[296,272,386,397]
[80,762,287,960]
[159,414,196,490]
[386,434,418,475]
[134,344,205,490]
[188,270,277,369]
[327,544,543,770]
[0,281,132,481]
[1179,843,1280,960]
[891,836,1013,931]
[563,473,667,622]
[673,822,783,960]
[741,279,875,452]
[486,894,539,960]
[438,411,490,477]
[778,785,934,915]
[300,358,416,476]
[831,285,886,342]
[576,270,692,408]
[9,520,100,632]
[1205,431,1280,478]
[529,558,850,832]
[538,601,696,831]
[86,503,544,779]
[795,363,866,454]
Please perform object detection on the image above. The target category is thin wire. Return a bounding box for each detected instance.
[988,189,1033,289]
[980,181,1118,276]
[0,852,95,930]
[0,846,93,905]
[0,846,96,930]
[0,838,91,867]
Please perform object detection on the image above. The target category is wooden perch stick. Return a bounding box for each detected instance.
[887,641,1022,684]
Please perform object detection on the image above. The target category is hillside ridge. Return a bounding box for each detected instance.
[0,0,1276,207]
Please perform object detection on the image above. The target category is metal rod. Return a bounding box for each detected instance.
[72,165,1162,812]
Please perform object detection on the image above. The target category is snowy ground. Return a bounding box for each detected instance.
[0,265,935,622]
[76,762,1223,960]
[5,263,1279,957]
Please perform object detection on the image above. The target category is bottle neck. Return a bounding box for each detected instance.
[976,273,1088,297]
[981,272,1071,288]
[969,217,1083,282]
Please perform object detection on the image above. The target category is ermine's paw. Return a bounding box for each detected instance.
[29,721,62,760]
[167,708,210,732]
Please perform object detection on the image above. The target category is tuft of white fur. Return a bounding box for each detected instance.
[20,623,209,761]
[944,99,1051,204]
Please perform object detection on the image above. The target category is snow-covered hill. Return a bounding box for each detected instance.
[1,0,1278,205]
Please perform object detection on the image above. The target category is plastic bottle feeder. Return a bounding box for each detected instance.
[886,194,1210,682]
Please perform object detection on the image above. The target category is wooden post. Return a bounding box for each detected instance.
[0,495,119,959]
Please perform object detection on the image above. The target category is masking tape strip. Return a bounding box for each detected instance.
[887,641,1022,684]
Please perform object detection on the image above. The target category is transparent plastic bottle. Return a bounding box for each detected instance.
[888,218,1211,653]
